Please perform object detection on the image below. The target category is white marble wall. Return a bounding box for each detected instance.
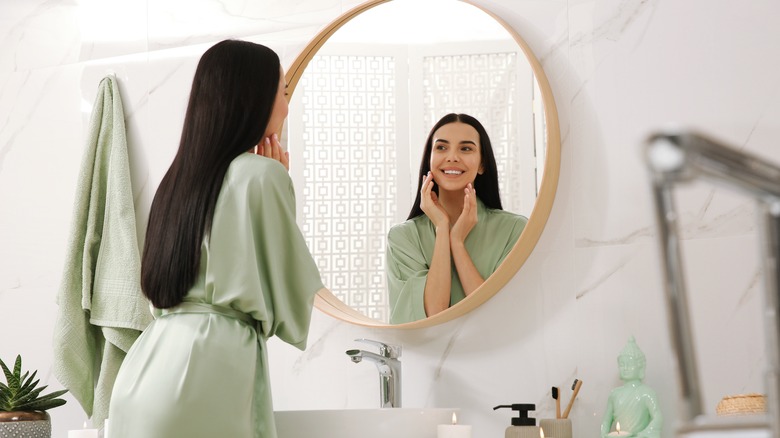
[1,0,778,437]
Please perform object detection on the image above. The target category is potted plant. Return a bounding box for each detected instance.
[0,355,67,438]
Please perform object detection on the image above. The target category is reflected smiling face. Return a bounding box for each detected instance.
[429,122,484,194]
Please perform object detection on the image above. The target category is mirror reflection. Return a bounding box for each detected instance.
[287,0,547,324]
[386,113,529,324]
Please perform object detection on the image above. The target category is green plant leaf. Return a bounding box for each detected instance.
[21,370,37,388]
[0,359,11,382]
[20,398,67,412]
[14,386,45,407]
[11,356,21,392]
[16,379,41,400]
[29,389,68,402]
[0,392,11,408]
[0,357,13,388]
[0,355,68,412]
[16,390,68,411]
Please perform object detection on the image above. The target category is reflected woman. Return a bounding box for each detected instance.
[386,113,527,324]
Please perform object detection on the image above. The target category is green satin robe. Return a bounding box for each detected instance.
[386,198,526,324]
[109,154,323,438]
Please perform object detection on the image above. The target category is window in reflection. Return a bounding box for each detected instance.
[295,54,397,321]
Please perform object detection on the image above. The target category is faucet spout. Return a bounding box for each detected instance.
[346,340,402,408]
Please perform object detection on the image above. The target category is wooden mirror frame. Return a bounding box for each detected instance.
[285,0,561,329]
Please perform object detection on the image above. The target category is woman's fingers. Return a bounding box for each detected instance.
[467,183,476,209]
[420,172,450,228]
[270,134,281,161]
[451,184,478,242]
[421,172,431,194]
[257,134,289,171]
[465,184,477,220]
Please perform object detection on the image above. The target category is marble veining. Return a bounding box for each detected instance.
[680,201,756,239]
[432,324,464,381]
[290,320,338,374]
[576,196,756,248]
[576,256,633,299]
[0,72,31,172]
[735,269,761,311]
[570,0,656,47]
[576,226,654,247]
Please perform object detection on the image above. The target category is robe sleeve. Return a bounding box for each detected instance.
[209,155,323,350]
[495,215,528,269]
[385,224,429,324]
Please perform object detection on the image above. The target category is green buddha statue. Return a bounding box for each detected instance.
[600,337,663,437]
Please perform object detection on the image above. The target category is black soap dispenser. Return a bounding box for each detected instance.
[493,404,543,438]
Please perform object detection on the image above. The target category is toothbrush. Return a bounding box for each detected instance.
[562,379,583,419]
[552,386,561,419]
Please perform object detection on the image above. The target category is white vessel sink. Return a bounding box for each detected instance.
[274,408,458,438]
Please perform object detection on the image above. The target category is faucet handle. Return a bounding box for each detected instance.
[354,338,402,358]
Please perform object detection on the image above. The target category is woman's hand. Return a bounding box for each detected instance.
[450,183,477,244]
[420,172,449,229]
[254,133,289,171]
[449,183,483,296]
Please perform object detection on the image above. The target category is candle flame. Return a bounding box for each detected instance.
[452,412,457,425]
[616,422,621,433]
[540,428,545,438]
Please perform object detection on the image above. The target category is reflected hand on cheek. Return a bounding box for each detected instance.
[450,184,478,244]
[420,171,449,229]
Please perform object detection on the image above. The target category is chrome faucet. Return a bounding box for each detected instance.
[646,130,780,437]
[346,338,402,408]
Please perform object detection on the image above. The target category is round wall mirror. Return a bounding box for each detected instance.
[284,0,560,328]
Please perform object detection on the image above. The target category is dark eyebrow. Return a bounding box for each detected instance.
[434,139,477,146]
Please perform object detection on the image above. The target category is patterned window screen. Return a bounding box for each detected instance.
[298,55,396,322]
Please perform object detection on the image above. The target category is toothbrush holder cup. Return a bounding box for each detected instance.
[540,418,572,438]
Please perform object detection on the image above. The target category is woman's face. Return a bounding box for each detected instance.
[429,122,483,193]
[265,66,288,138]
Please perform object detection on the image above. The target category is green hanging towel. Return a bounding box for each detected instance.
[52,75,153,428]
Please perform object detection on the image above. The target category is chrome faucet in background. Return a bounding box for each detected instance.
[346,339,402,408]
[646,130,780,437]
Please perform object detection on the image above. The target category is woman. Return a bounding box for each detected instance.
[109,40,323,437]
[386,113,527,324]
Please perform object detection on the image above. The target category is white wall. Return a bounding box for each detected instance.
[1,0,778,437]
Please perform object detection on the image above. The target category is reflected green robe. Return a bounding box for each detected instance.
[386,198,526,324]
[109,154,324,438]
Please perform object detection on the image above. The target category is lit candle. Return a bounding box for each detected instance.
[68,421,99,438]
[607,421,632,437]
[437,412,472,438]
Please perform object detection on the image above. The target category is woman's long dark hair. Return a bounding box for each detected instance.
[407,113,502,220]
[141,40,281,308]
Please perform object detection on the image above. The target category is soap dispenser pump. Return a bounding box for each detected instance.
[493,404,542,438]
